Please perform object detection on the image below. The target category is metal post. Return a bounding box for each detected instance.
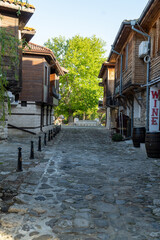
[44,133,47,146]
[146,53,150,132]
[51,130,53,140]
[30,141,34,159]
[38,136,41,151]
[17,147,23,172]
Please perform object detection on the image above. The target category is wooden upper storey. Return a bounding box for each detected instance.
[98,62,115,106]
[0,0,35,30]
[108,21,148,95]
[21,43,65,105]
[139,0,160,81]
[107,0,160,96]
[0,0,35,94]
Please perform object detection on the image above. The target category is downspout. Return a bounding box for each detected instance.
[131,21,151,132]
[105,72,108,128]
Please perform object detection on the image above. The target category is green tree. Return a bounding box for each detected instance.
[0,27,20,122]
[44,35,106,122]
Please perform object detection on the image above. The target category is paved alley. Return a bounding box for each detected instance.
[0,127,160,240]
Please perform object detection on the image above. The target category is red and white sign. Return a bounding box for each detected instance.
[149,87,160,132]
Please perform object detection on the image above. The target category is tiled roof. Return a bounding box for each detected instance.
[24,42,65,76]
[25,42,54,55]
[0,0,35,9]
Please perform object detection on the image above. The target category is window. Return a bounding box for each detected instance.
[21,101,27,107]
[45,66,48,85]
[125,44,128,70]
[50,108,52,125]
[122,48,126,72]
[46,107,48,126]
[151,23,157,57]
[117,57,120,79]
[158,18,160,52]
[122,44,128,71]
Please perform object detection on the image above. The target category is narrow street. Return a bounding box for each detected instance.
[0,127,160,240]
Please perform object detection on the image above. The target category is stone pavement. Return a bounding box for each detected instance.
[0,126,160,240]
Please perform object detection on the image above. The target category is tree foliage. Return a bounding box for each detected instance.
[0,27,20,122]
[44,35,106,121]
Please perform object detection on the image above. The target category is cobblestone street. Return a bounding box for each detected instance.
[1,126,160,240]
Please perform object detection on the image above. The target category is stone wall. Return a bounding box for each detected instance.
[0,103,8,140]
[8,101,54,136]
[134,90,146,127]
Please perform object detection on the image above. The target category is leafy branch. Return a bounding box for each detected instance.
[0,27,21,122]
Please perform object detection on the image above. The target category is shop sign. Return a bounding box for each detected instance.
[149,87,160,132]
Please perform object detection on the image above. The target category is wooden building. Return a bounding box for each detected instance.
[8,43,67,135]
[138,0,160,132]
[98,62,117,129]
[0,0,35,139]
[99,0,160,137]
[106,20,147,136]
[0,0,35,95]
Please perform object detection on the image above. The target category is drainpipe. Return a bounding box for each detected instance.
[131,20,151,132]
[105,72,108,128]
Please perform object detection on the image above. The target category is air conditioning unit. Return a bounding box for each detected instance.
[6,91,19,106]
[139,41,148,58]
[11,100,19,106]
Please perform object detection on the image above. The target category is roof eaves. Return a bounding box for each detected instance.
[108,20,134,62]
[138,0,154,24]
[23,42,66,76]
[98,62,115,78]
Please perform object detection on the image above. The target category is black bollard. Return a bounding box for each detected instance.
[48,130,51,141]
[53,128,56,137]
[44,133,47,146]
[17,147,23,172]
[51,130,53,140]
[38,136,41,152]
[30,141,34,159]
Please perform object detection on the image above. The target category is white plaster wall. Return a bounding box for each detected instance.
[106,107,111,129]
[134,91,146,127]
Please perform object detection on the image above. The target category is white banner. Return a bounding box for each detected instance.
[149,87,160,132]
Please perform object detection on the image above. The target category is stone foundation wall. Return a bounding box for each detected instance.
[0,102,8,140]
[8,101,54,136]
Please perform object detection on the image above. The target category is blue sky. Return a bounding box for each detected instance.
[28,0,148,57]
